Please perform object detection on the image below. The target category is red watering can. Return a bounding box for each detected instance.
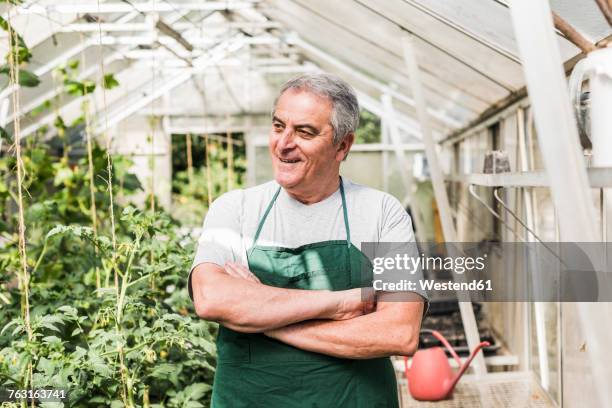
[404,330,490,401]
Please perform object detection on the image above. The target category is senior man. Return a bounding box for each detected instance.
[189,73,426,407]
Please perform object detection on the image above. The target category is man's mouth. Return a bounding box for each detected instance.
[279,158,300,164]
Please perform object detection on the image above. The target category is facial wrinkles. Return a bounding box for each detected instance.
[269,90,342,194]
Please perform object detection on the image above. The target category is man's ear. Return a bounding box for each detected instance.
[336,132,355,162]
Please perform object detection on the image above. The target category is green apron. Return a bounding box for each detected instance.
[212,179,399,408]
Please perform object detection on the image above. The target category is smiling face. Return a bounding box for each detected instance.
[269,88,353,202]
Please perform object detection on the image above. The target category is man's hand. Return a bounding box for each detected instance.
[331,287,376,320]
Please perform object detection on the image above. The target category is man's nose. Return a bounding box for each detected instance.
[277,127,296,150]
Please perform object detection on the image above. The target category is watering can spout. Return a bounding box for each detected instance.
[428,330,489,394]
[447,340,490,392]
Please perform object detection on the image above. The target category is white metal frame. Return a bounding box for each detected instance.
[402,35,487,376]
[509,1,606,406]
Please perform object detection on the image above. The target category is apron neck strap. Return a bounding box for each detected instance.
[251,177,351,248]
[252,185,281,246]
[339,177,351,247]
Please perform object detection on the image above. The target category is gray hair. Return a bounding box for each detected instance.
[273,73,360,144]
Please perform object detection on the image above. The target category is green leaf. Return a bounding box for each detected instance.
[184,383,211,401]
[103,73,119,89]
[185,402,205,408]
[18,69,40,87]
[46,225,68,240]
[88,396,106,403]
[1,319,20,335]
[31,99,52,116]
[42,335,62,345]
[68,59,79,70]
[64,79,95,96]
[58,305,78,318]
[39,315,65,333]
[40,322,61,332]
[54,115,66,130]
[0,125,9,143]
[53,166,74,186]
[0,16,32,63]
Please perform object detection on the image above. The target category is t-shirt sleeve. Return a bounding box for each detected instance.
[188,190,243,300]
[378,194,430,312]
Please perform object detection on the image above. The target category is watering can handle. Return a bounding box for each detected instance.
[421,329,463,366]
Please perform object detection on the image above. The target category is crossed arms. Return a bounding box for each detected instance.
[191,262,424,359]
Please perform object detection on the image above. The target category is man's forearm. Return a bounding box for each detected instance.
[265,301,424,359]
[192,263,367,333]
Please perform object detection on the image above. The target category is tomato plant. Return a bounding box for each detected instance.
[0,139,217,407]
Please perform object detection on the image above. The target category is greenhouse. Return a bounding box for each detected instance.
[1,0,612,407]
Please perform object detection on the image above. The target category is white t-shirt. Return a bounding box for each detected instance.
[189,178,427,301]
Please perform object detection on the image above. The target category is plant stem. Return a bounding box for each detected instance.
[7,9,34,406]
[31,241,48,275]
[186,133,193,187]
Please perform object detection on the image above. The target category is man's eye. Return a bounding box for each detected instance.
[273,123,284,131]
[297,129,314,137]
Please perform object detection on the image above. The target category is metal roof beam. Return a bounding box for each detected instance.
[15,1,258,14]
[5,8,214,122]
[57,21,282,32]
[289,35,462,129]
[355,90,423,139]
[95,36,247,133]
[18,35,247,138]
[0,10,141,103]
[7,10,202,127]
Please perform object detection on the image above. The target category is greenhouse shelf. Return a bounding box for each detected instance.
[446,166,612,188]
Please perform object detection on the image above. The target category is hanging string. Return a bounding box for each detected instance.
[50,62,67,159]
[192,76,213,206]
[7,5,34,396]
[196,7,212,206]
[94,1,118,286]
[147,2,159,298]
[148,116,156,213]
[148,7,158,214]
[78,31,101,291]
[186,133,193,186]
[95,2,130,406]
[203,122,212,205]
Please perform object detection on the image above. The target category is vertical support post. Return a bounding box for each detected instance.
[402,36,486,376]
[382,94,426,243]
[517,108,550,389]
[509,1,608,406]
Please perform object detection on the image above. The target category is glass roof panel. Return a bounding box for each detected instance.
[405,0,590,63]
[551,0,611,43]
[356,0,524,91]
